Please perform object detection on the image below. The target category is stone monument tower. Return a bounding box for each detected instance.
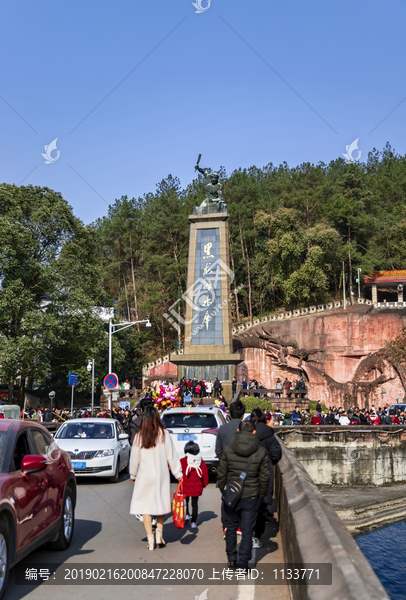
[170,158,244,398]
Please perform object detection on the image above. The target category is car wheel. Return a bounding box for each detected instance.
[47,487,75,551]
[109,459,120,483]
[0,521,10,600]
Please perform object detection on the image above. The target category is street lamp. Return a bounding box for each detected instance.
[108,316,151,373]
[87,359,95,416]
[355,268,362,299]
[48,391,55,420]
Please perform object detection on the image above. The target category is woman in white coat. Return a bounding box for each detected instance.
[130,406,182,550]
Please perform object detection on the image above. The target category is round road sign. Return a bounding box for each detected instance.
[104,373,119,390]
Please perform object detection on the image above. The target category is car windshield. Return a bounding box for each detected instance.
[162,413,217,429]
[55,423,114,439]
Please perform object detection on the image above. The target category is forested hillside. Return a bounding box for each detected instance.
[2,144,406,401]
[96,143,406,363]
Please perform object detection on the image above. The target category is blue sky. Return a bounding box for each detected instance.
[1,0,405,224]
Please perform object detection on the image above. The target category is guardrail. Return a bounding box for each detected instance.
[275,441,390,600]
[241,388,308,399]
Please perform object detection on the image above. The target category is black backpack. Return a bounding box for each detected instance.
[222,451,258,509]
[384,414,393,425]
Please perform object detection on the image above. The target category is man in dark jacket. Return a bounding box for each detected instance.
[250,411,282,546]
[217,420,269,570]
[291,407,302,425]
[359,410,368,425]
[216,399,246,535]
[213,377,222,398]
[325,410,335,425]
[215,399,245,459]
[129,398,153,444]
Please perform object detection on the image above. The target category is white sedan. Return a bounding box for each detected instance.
[161,406,227,474]
[54,418,130,483]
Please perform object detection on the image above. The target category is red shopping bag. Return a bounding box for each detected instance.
[172,480,185,529]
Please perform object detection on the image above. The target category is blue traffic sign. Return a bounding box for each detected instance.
[68,373,78,386]
[104,373,119,390]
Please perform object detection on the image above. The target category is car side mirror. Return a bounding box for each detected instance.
[21,455,47,475]
[118,433,129,440]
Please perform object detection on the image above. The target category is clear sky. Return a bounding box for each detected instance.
[1,0,405,224]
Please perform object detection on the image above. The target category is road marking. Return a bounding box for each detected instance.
[237,585,255,600]
[236,547,256,600]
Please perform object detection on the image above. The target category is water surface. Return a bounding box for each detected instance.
[355,520,406,600]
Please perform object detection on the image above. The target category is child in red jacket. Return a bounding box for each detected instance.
[180,441,209,529]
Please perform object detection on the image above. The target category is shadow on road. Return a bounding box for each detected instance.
[7,519,102,600]
[197,510,218,524]
[74,472,131,485]
[254,515,280,562]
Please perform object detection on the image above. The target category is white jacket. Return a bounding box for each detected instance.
[130,429,182,515]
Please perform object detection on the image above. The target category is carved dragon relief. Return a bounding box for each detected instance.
[233,325,406,408]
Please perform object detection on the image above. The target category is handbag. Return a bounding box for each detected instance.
[172,480,185,529]
[222,452,258,509]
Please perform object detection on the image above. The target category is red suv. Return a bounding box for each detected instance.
[0,420,76,598]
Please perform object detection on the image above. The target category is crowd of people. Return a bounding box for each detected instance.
[179,376,224,399]
[270,403,406,425]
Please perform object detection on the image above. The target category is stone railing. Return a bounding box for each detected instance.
[143,351,184,378]
[276,441,390,600]
[232,297,375,336]
[375,300,406,310]
[241,387,308,399]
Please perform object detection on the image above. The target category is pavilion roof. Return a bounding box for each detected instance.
[364,270,406,284]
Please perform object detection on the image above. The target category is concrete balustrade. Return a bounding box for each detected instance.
[275,443,390,600]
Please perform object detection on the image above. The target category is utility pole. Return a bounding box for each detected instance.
[91,358,95,417]
[357,268,361,299]
[342,261,346,309]
[108,319,112,374]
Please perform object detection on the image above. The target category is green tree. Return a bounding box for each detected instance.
[0,184,109,405]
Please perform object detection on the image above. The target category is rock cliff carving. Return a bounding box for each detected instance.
[233,325,405,408]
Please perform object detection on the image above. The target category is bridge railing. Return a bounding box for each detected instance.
[240,387,308,399]
[275,441,390,600]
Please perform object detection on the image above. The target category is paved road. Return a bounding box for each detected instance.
[7,473,289,600]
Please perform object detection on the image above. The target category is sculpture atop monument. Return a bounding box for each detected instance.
[194,154,227,215]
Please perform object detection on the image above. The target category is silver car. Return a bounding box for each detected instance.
[54,418,130,483]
